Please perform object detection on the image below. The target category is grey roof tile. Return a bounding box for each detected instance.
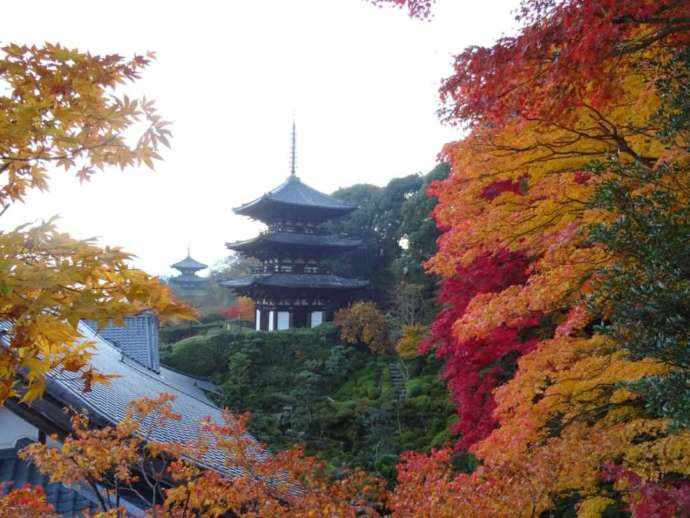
[83,314,160,373]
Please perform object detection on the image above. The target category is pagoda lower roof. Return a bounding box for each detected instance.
[227,232,361,253]
[222,273,369,290]
[170,273,206,284]
[233,175,355,221]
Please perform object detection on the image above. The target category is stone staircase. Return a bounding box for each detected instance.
[388,362,407,401]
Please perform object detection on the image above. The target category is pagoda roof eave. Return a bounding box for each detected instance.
[233,175,356,218]
[222,273,369,290]
[226,232,362,253]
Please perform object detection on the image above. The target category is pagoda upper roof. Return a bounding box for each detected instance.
[223,273,368,290]
[171,255,207,271]
[227,232,362,253]
[234,175,356,221]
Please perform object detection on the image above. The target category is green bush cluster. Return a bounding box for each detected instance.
[160,324,455,480]
[159,321,225,344]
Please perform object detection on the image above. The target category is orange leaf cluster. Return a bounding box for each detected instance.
[0,43,195,405]
[335,301,391,354]
[18,394,388,517]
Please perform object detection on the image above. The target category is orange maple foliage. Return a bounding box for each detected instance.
[0,485,59,518]
[15,393,387,517]
[395,323,426,358]
[0,43,194,404]
[221,296,255,321]
[335,301,391,354]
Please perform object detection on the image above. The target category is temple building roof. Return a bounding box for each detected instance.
[227,232,362,255]
[1,321,250,478]
[223,273,369,290]
[233,175,355,223]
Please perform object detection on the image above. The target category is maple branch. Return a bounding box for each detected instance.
[613,12,690,25]
[0,135,122,164]
[74,461,108,511]
[615,24,690,55]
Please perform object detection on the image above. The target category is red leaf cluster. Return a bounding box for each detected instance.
[368,0,435,20]
[603,462,690,517]
[480,178,522,201]
[439,0,690,126]
[421,250,538,449]
[220,296,254,321]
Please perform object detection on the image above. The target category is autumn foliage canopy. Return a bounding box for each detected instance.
[221,296,255,321]
[0,44,194,406]
[390,0,690,515]
[4,1,690,516]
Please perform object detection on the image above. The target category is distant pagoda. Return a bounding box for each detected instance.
[224,123,368,331]
[170,248,207,291]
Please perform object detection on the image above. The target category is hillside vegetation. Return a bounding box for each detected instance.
[161,324,455,479]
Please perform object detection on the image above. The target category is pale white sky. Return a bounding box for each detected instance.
[3,0,520,276]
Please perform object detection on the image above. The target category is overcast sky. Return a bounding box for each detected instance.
[3,0,521,276]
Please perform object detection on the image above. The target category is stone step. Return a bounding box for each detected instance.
[388,362,407,400]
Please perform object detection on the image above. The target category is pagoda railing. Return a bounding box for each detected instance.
[249,264,333,275]
[263,225,353,238]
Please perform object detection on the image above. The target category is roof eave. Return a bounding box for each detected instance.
[233,197,356,218]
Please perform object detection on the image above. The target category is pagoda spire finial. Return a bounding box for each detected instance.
[290,118,297,178]
[187,241,191,257]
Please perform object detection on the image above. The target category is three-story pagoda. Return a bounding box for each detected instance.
[224,126,368,331]
[170,251,207,291]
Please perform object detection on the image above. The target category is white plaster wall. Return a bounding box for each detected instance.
[277,311,290,330]
[311,311,324,328]
[268,310,275,331]
[255,309,261,331]
[0,407,38,448]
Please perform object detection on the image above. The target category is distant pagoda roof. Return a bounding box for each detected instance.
[227,232,362,254]
[233,175,355,222]
[171,255,207,271]
[170,273,206,285]
[223,273,368,290]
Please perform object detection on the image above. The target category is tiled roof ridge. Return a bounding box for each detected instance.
[158,364,214,383]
